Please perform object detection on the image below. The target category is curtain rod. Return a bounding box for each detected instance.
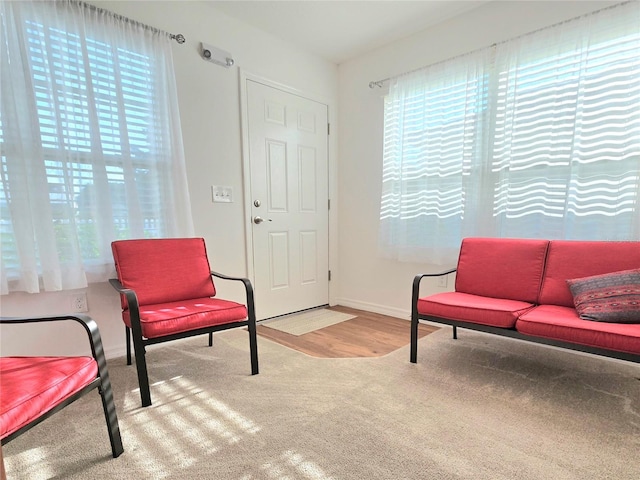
[80,1,185,44]
[368,0,632,88]
[368,45,491,89]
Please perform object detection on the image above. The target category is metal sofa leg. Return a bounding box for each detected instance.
[410,314,419,364]
[410,274,422,364]
[208,332,213,347]
[452,326,458,339]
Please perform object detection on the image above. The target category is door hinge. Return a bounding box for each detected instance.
[328,270,332,281]
[328,199,331,210]
[327,123,330,135]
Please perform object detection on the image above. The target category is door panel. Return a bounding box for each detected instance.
[268,231,289,289]
[266,140,288,211]
[246,80,329,319]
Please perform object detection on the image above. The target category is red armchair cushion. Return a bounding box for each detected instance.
[123,297,248,339]
[454,238,548,303]
[112,238,216,308]
[517,305,640,355]
[417,292,535,328]
[539,241,640,307]
[0,357,98,439]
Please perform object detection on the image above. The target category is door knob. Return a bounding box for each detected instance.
[253,216,272,224]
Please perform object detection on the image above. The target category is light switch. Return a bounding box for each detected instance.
[212,185,233,203]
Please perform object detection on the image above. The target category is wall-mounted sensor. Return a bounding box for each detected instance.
[200,42,234,68]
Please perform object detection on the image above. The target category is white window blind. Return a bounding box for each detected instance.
[379,1,640,265]
[0,1,194,294]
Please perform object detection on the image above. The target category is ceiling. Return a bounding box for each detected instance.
[208,1,489,64]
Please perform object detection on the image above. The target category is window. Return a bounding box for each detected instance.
[0,1,193,294]
[379,2,640,265]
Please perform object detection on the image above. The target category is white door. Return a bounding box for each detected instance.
[245,79,329,320]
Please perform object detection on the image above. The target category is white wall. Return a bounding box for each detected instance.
[0,1,338,359]
[336,1,616,319]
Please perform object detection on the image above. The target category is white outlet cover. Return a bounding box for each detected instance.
[71,293,88,312]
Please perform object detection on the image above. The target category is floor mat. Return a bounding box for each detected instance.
[261,309,355,336]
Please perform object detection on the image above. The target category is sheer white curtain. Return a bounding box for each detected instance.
[0,0,194,294]
[379,49,494,264]
[379,1,640,265]
[491,2,640,240]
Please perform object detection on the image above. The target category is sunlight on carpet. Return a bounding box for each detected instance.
[261,309,355,336]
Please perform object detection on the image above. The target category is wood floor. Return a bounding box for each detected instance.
[256,305,438,358]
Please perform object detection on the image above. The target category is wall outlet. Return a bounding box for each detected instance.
[437,276,448,288]
[71,293,88,312]
[212,185,233,203]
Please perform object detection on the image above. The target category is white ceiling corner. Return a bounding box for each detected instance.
[207,1,490,64]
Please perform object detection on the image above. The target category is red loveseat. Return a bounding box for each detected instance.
[411,238,640,365]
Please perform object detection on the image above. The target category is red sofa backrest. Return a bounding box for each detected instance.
[455,238,549,303]
[539,240,640,307]
[112,238,216,307]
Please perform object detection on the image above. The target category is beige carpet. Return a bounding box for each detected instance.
[261,309,356,335]
[3,327,640,479]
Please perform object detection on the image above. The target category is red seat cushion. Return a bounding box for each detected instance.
[455,238,549,303]
[417,292,535,328]
[112,238,216,308]
[0,357,98,439]
[516,305,640,355]
[123,297,248,339]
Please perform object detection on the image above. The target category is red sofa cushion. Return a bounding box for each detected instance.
[539,241,640,307]
[0,357,98,439]
[455,238,549,303]
[516,305,640,355]
[123,297,248,339]
[112,238,216,308]
[417,292,535,328]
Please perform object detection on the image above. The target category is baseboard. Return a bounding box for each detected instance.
[333,298,410,321]
[105,335,194,361]
[105,345,127,361]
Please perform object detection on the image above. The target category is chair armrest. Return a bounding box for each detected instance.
[108,278,139,311]
[1,314,103,359]
[412,268,457,307]
[109,278,144,341]
[109,278,141,315]
[211,270,249,283]
[210,271,256,323]
[0,314,109,382]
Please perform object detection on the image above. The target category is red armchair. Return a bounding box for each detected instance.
[0,314,124,459]
[110,238,259,407]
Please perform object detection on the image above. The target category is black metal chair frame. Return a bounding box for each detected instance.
[410,270,640,365]
[109,270,259,408]
[0,314,124,458]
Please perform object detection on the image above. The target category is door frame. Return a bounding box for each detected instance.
[238,69,336,313]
